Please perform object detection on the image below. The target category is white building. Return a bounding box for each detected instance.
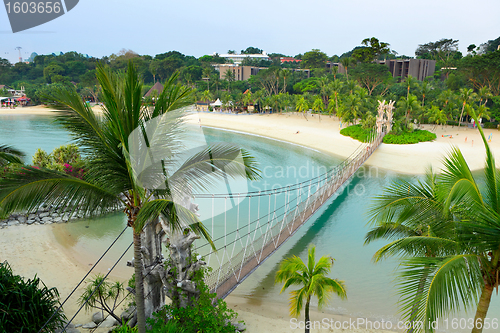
[215,51,271,65]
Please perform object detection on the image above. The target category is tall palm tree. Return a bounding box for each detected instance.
[418,81,433,108]
[275,246,347,333]
[426,106,448,130]
[311,96,324,121]
[328,80,344,117]
[340,57,354,80]
[397,94,420,129]
[0,62,259,333]
[367,109,500,333]
[404,75,416,98]
[295,96,309,120]
[457,88,475,128]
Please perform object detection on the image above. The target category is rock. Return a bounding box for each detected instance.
[28,213,36,219]
[35,216,41,222]
[17,216,26,223]
[39,212,50,218]
[53,217,63,223]
[46,221,53,224]
[7,220,19,226]
[120,306,136,321]
[98,317,118,328]
[42,216,53,222]
[233,321,246,332]
[82,322,97,329]
[39,220,44,224]
[26,219,35,225]
[92,312,104,324]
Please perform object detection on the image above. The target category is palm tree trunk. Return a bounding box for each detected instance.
[133,232,146,333]
[458,103,465,129]
[305,296,311,333]
[471,283,493,333]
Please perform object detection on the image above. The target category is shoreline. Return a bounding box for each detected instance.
[185,111,499,175]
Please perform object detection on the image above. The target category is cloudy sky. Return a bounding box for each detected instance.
[1,0,499,63]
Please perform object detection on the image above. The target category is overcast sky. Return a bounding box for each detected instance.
[1,0,499,64]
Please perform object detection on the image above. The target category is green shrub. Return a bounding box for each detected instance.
[446,120,458,126]
[32,144,86,178]
[340,125,375,143]
[0,261,66,332]
[383,129,436,144]
[147,257,240,333]
[482,122,499,129]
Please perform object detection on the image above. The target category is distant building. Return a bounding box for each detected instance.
[379,59,436,81]
[215,64,310,81]
[280,57,301,64]
[337,59,436,81]
[216,52,271,65]
[216,64,266,81]
[144,82,164,97]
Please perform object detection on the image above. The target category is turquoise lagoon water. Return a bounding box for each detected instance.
[1,114,498,332]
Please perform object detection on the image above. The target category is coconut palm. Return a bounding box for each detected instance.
[295,96,309,120]
[339,94,361,125]
[328,80,344,117]
[0,62,259,333]
[457,88,476,128]
[426,106,448,130]
[403,75,416,98]
[397,94,420,129]
[367,109,500,333]
[311,96,324,121]
[275,246,347,333]
[340,57,354,80]
[418,81,433,108]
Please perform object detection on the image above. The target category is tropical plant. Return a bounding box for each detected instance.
[0,62,259,333]
[397,94,420,129]
[366,109,500,333]
[457,88,476,128]
[426,106,448,129]
[275,246,347,333]
[78,274,126,323]
[0,261,66,332]
[295,96,309,120]
[0,145,24,167]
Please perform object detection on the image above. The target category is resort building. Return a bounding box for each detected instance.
[280,57,302,64]
[215,52,271,65]
[215,64,310,81]
[216,64,266,81]
[337,58,435,81]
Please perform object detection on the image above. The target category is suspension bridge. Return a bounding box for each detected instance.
[195,131,385,299]
[43,110,391,332]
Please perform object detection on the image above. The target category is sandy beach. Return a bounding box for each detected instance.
[2,106,497,332]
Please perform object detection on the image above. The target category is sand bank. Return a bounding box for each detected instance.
[186,111,500,174]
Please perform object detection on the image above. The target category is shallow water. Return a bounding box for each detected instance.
[2,114,499,332]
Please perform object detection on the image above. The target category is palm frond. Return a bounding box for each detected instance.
[0,165,120,218]
[0,145,24,166]
[134,198,213,248]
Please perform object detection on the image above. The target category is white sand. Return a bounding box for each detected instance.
[5,107,497,332]
[185,111,499,174]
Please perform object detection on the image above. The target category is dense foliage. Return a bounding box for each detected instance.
[146,264,240,333]
[0,261,66,332]
[340,125,374,142]
[382,129,436,144]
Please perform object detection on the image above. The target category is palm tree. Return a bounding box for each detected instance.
[224,69,235,93]
[328,80,344,117]
[418,81,433,108]
[0,62,259,333]
[426,106,448,130]
[311,96,324,121]
[275,246,347,333]
[477,86,492,107]
[367,110,500,333]
[340,94,361,125]
[403,75,416,98]
[397,94,420,129]
[340,57,354,80]
[295,96,309,120]
[457,88,475,128]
